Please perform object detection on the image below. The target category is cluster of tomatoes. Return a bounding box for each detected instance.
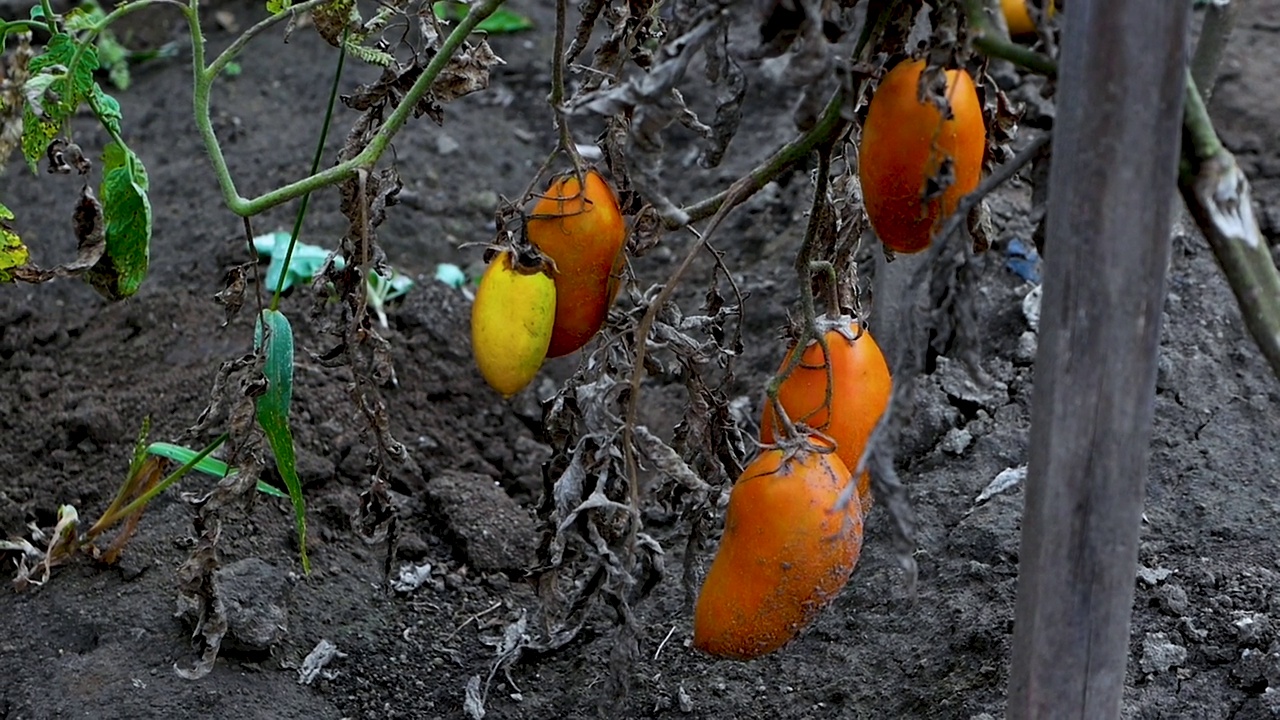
[692,318,892,659]
[692,54,991,659]
[470,169,626,397]
[469,36,1006,658]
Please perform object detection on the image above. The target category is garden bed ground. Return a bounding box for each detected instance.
[3,2,1280,718]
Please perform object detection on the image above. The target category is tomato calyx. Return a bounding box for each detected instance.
[801,312,863,348]
[472,198,559,277]
[525,168,600,222]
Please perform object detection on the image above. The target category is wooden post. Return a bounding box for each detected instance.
[1005,2,1190,719]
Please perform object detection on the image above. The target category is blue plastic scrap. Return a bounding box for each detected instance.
[1005,237,1042,284]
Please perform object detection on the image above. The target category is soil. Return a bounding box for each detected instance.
[4,3,1280,719]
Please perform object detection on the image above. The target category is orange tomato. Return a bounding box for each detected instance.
[859,59,986,254]
[759,319,891,513]
[693,446,863,660]
[1002,0,1055,36]
[526,169,626,358]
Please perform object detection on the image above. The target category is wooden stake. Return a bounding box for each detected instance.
[1006,2,1191,718]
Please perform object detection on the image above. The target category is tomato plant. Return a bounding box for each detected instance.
[693,444,863,660]
[471,250,557,397]
[525,169,627,358]
[760,317,892,513]
[859,58,986,254]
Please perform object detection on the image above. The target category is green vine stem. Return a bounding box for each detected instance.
[271,29,348,310]
[960,0,1057,76]
[1178,71,1280,379]
[1190,0,1239,103]
[0,17,52,33]
[672,86,847,229]
[190,0,506,218]
[205,0,331,79]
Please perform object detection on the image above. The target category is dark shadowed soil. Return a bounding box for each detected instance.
[3,2,1280,719]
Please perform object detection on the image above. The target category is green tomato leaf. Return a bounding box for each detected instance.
[91,83,122,136]
[0,202,28,283]
[86,142,150,299]
[21,34,102,171]
[254,310,310,573]
[29,34,99,113]
[94,31,132,91]
[19,106,57,173]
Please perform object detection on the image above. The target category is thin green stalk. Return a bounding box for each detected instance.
[962,0,1058,76]
[99,432,229,526]
[669,0,891,230]
[674,86,847,228]
[187,0,240,214]
[0,18,53,34]
[271,32,348,310]
[65,0,185,100]
[192,0,506,218]
[206,0,331,79]
[1182,72,1223,162]
[1190,0,1238,103]
[1178,71,1280,380]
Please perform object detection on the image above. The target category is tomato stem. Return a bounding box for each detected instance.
[961,0,1058,77]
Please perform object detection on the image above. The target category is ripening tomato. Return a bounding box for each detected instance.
[470,251,556,397]
[526,169,627,358]
[859,59,986,254]
[693,446,863,660]
[1002,0,1056,36]
[759,319,891,513]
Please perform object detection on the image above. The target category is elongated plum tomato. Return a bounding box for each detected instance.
[525,169,626,358]
[1002,0,1055,36]
[693,446,863,660]
[859,59,985,254]
[470,251,556,398]
[759,319,891,513]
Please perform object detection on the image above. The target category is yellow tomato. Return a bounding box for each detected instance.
[470,251,557,397]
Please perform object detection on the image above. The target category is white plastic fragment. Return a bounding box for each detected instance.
[973,465,1027,506]
[1022,285,1042,332]
[298,639,345,685]
[1136,565,1173,586]
[464,675,486,719]
[391,562,434,593]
